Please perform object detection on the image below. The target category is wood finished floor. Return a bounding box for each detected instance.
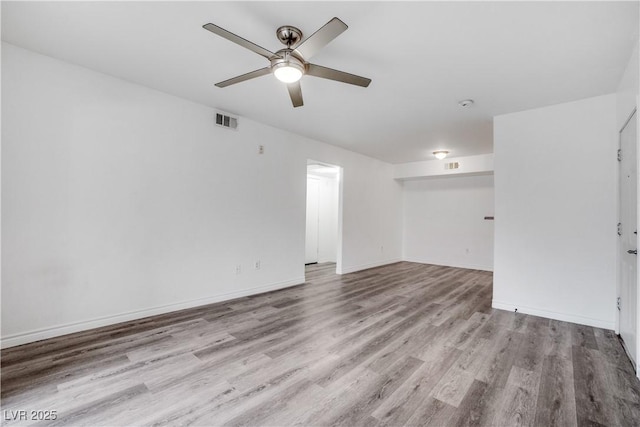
[1,262,639,426]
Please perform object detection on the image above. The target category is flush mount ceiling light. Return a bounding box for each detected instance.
[433,151,449,160]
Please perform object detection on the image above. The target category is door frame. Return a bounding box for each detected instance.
[305,159,344,276]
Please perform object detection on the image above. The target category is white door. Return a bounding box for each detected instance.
[305,177,320,264]
[620,109,637,366]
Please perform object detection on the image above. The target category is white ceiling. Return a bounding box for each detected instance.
[2,1,638,164]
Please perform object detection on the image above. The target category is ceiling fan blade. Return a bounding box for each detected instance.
[293,17,347,59]
[287,82,304,107]
[215,67,271,88]
[306,64,371,87]
[203,23,277,60]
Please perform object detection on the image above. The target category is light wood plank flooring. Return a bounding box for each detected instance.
[1,262,639,426]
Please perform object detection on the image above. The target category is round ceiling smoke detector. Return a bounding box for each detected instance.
[458,99,474,108]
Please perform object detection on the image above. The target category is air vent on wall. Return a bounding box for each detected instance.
[215,111,238,130]
[444,162,460,170]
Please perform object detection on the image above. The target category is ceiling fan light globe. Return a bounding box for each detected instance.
[274,65,303,83]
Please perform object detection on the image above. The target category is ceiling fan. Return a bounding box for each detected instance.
[203,17,371,108]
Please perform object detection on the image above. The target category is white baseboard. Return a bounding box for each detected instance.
[492,299,615,330]
[1,277,304,349]
[403,257,493,272]
[338,258,402,275]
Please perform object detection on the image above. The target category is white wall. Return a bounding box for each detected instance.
[493,94,618,329]
[1,43,403,347]
[617,41,638,130]
[315,175,339,264]
[305,177,320,264]
[402,175,494,271]
[394,154,494,180]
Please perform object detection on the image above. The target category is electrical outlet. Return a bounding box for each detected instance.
[236,265,241,275]
[258,145,264,154]
[255,261,261,270]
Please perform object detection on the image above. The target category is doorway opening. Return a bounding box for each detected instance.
[305,161,342,275]
[618,108,638,370]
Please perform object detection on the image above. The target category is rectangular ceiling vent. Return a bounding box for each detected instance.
[215,111,238,130]
[444,162,460,170]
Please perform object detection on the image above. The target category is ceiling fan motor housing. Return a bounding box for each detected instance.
[271,49,307,75]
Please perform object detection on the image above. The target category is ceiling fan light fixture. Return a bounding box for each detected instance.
[204,17,371,107]
[273,63,304,83]
[433,150,449,160]
[271,53,305,84]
